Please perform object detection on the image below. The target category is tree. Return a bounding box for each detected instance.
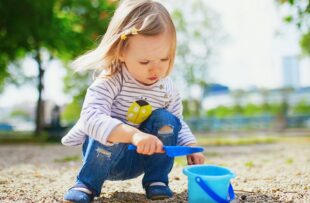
[167,0,226,117]
[259,88,271,114]
[274,87,294,130]
[278,0,310,55]
[0,0,116,134]
[231,90,246,116]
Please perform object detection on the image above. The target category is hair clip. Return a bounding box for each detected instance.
[120,33,127,41]
[131,27,138,35]
[120,27,138,41]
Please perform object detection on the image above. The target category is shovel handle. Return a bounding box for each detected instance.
[128,145,137,150]
[128,144,166,151]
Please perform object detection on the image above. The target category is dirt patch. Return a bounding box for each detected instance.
[0,142,309,202]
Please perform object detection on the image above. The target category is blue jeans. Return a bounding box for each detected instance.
[76,108,181,197]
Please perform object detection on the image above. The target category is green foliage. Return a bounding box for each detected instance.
[182,100,191,118]
[284,15,293,23]
[0,0,117,86]
[63,69,90,105]
[182,99,201,118]
[268,103,284,115]
[10,109,31,120]
[205,101,308,118]
[278,0,310,55]
[301,32,310,55]
[0,0,117,133]
[242,103,264,116]
[288,0,295,4]
[292,100,310,114]
[0,69,9,92]
[61,96,83,124]
[172,1,225,86]
[207,106,234,118]
[51,0,116,60]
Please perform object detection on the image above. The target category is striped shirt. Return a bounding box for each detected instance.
[61,67,197,146]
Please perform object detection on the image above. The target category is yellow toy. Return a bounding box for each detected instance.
[127,100,152,124]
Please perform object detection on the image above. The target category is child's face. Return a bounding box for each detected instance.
[120,32,172,85]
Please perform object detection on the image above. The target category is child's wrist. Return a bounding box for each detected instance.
[130,129,140,144]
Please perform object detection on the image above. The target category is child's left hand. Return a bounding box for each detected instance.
[186,153,205,165]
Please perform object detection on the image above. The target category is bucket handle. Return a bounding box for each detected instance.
[195,176,235,203]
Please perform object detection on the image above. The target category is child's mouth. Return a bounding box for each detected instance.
[148,76,158,81]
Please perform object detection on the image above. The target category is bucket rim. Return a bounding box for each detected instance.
[183,164,236,178]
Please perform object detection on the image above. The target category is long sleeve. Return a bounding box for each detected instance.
[166,80,197,146]
[61,74,123,146]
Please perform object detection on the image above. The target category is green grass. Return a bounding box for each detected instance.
[285,158,294,164]
[196,135,278,146]
[54,155,81,163]
[244,161,254,168]
[0,131,50,144]
[174,157,187,167]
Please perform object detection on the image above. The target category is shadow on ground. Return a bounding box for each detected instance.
[235,191,283,203]
[92,191,282,203]
[94,191,188,202]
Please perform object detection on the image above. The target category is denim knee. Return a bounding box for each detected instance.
[139,109,181,145]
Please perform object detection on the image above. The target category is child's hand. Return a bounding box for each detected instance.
[187,153,205,165]
[131,131,164,155]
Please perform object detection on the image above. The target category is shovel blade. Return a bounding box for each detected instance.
[127,145,204,157]
[164,146,204,157]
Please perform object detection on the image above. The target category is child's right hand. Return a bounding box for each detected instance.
[131,131,165,155]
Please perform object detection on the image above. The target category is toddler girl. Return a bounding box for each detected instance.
[62,0,205,202]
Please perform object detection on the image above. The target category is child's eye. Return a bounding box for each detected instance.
[139,61,149,65]
[161,58,169,62]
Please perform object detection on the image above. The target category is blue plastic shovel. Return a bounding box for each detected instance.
[128,144,204,157]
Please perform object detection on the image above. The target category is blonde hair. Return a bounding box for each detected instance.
[72,0,176,77]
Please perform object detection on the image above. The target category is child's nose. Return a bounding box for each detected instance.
[149,67,159,76]
[149,62,161,74]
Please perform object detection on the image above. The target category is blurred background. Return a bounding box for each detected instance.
[0,0,310,142]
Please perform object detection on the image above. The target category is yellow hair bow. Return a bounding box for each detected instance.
[120,34,127,40]
[120,27,138,41]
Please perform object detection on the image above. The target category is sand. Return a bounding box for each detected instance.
[0,141,309,203]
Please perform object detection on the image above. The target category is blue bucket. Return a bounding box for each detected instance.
[183,164,236,203]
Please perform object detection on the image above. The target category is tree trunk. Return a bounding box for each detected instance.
[34,50,45,135]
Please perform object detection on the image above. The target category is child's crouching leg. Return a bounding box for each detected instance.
[64,137,127,202]
[139,108,181,199]
[140,108,181,147]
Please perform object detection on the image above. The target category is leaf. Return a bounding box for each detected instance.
[287,0,295,5]
[283,15,293,23]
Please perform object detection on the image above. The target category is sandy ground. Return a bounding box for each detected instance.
[0,141,309,203]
